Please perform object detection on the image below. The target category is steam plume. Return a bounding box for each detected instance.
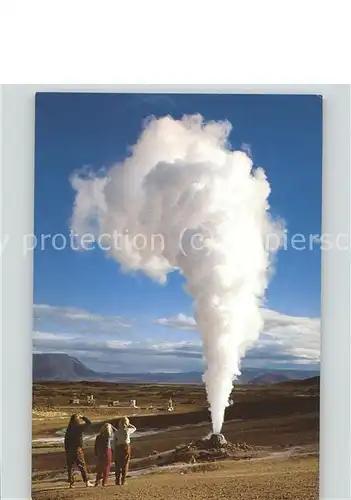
[70,114,282,433]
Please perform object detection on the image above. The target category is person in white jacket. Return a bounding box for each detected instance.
[112,416,136,485]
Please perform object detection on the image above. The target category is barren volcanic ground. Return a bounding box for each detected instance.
[32,377,319,500]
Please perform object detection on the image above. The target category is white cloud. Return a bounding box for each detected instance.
[33,332,201,357]
[32,306,320,372]
[33,304,133,334]
[33,331,74,341]
[154,308,320,367]
[33,332,203,373]
[154,313,197,330]
[257,308,320,364]
[240,143,252,157]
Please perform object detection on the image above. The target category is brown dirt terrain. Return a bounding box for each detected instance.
[32,378,319,499]
[32,457,318,500]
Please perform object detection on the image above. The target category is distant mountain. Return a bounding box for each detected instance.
[33,353,319,385]
[247,370,319,385]
[248,372,291,385]
[33,354,203,383]
[33,353,97,381]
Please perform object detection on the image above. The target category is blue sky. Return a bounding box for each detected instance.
[33,93,322,373]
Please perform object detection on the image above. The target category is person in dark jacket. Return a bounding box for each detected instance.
[64,414,94,488]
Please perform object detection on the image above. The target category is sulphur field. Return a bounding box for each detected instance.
[32,377,319,500]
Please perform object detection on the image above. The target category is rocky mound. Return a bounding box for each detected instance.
[164,435,259,465]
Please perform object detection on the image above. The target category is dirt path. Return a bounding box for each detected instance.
[32,456,318,500]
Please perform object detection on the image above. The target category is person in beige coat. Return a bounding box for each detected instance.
[112,416,136,485]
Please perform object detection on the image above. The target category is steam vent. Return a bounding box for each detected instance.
[166,435,258,466]
[208,433,227,448]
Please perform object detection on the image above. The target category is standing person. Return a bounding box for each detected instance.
[113,416,136,486]
[64,413,94,488]
[94,423,116,487]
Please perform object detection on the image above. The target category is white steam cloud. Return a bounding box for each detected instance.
[70,114,282,434]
